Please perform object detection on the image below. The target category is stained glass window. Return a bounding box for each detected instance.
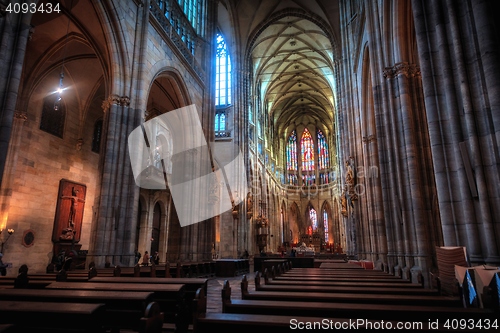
[317,129,329,169]
[302,174,316,186]
[286,130,298,171]
[216,32,231,106]
[215,112,226,131]
[310,208,317,231]
[301,128,314,171]
[323,209,329,242]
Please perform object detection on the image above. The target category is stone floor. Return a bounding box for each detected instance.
[206,273,255,313]
[159,271,255,332]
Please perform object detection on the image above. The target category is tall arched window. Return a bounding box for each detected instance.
[286,130,297,171]
[301,128,314,171]
[91,119,103,153]
[215,112,226,132]
[40,94,65,138]
[309,207,317,231]
[286,130,298,185]
[317,129,329,169]
[215,32,231,106]
[323,208,329,243]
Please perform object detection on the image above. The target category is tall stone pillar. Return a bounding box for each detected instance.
[0,10,32,188]
[88,97,141,267]
[412,0,500,264]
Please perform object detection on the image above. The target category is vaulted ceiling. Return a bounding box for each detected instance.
[221,0,340,141]
[250,14,336,137]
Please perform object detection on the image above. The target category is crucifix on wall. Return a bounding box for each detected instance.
[52,179,86,243]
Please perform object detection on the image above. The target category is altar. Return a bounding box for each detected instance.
[293,242,315,256]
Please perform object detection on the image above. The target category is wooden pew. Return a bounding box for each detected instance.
[262,268,420,288]
[272,265,404,279]
[0,289,156,332]
[0,276,53,289]
[193,286,493,333]
[254,272,438,296]
[0,300,105,332]
[45,281,188,332]
[0,325,14,333]
[223,280,497,322]
[192,287,331,333]
[89,276,207,296]
[271,271,411,283]
[88,276,208,325]
[241,275,461,307]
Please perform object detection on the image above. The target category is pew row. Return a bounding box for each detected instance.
[193,285,495,333]
[225,280,496,321]
[262,268,423,288]
[0,300,106,333]
[88,276,208,325]
[241,275,461,307]
[45,281,188,332]
[0,289,156,332]
[254,271,438,295]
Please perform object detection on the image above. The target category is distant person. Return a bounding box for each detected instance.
[134,250,141,265]
[14,264,29,288]
[142,251,150,266]
[0,253,7,276]
[151,251,160,265]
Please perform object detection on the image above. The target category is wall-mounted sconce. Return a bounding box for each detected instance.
[0,228,15,235]
[0,228,14,253]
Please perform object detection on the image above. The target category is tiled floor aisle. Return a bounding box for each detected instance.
[206,272,255,313]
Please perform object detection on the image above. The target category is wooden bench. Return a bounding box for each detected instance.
[0,277,53,289]
[88,276,208,324]
[254,271,437,295]
[89,276,207,297]
[0,289,157,332]
[193,286,492,333]
[273,265,405,280]
[214,259,249,277]
[223,280,497,321]
[262,270,422,289]
[271,271,411,283]
[45,281,188,331]
[0,325,14,333]
[0,300,105,332]
[241,275,461,307]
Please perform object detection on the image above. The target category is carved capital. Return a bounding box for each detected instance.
[102,94,131,112]
[14,111,28,121]
[383,62,420,79]
[362,134,376,143]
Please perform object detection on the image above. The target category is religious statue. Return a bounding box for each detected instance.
[345,157,357,201]
[345,159,354,186]
[246,192,253,219]
[341,190,348,217]
[60,228,76,241]
[246,192,253,212]
[61,187,85,229]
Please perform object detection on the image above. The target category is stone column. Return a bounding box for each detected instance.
[0,112,27,229]
[412,0,500,264]
[88,97,141,267]
[0,10,32,188]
